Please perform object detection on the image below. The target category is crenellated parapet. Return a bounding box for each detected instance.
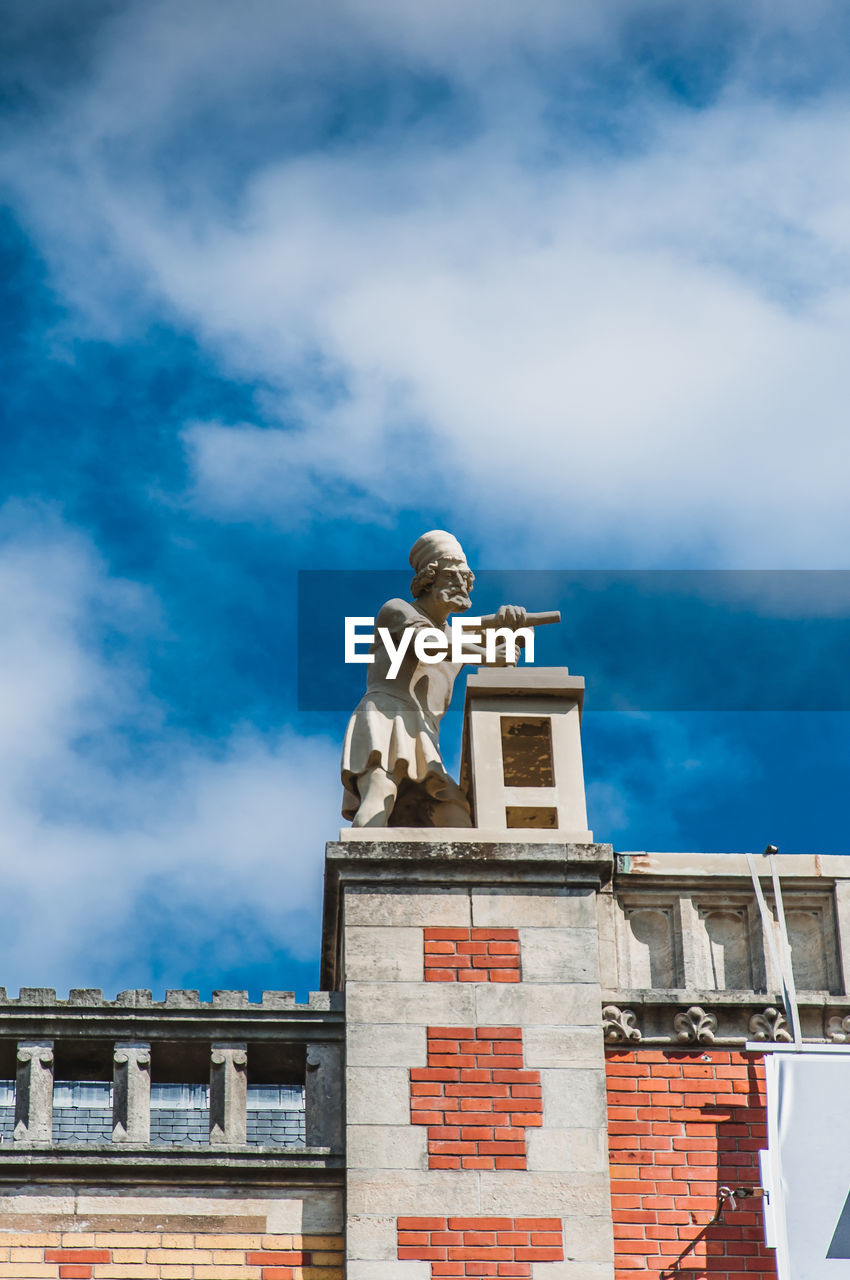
[0,988,344,1186]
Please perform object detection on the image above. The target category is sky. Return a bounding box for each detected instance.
[2,0,850,1001]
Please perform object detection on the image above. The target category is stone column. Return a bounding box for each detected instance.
[305,1042,344,1150]
[209,1043,247,1144]
[112,1042,151,1142]
[322,833,616,1280]
[13,1041,54,1143]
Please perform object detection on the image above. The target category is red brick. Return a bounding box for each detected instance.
[605,1049,776,1280]
[46,1252,111,1264]
[247,1252,310,1264]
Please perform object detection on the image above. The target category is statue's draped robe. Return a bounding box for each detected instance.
[341,598,468,821]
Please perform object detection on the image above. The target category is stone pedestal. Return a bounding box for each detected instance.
[322,835,616,1280]
[461,669,592,839]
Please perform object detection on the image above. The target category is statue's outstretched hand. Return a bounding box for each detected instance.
[494,604,527,629]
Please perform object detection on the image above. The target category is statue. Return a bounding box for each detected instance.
[341,530,529,828]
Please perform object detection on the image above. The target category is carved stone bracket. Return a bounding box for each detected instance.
[825,1013,850,1043]
[209,1043,248,1145]
[602,1005,641,1044]
[748,1007,792,1043]
[673,1006,718,1045]
[14,1040,55,1143]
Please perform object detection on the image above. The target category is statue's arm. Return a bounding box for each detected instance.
[376,598,433,636]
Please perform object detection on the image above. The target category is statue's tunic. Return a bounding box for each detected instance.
[341,598,464,820]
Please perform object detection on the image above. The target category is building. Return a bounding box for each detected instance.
[1,667,847,1278]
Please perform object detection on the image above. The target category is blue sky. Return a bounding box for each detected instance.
[2,0,850,1001]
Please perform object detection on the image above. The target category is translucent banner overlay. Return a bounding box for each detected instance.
[297,569,850,712]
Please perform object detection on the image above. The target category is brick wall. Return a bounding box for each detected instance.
[606,1048,777,1278]
[410,1026,542,1170]
[423,928,521,982]
[0,1231,344,1278]
[397,1215,564,1277]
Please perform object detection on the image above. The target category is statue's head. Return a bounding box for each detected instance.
[409,530,474,612]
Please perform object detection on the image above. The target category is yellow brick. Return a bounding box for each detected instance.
[0,1267,57,1278]
[111,1248,147,1262]
[261,1235,294,1248]
[61,1232,97,1246]
[303,1270,344,1280]
[94,1233,163,1248]
[92,1266,160,1279]
[310,1253,344,1266]
[196,1233,263,1249]
[0,1234,61,1247]
[157,1234,194,1249]
[300,1236,345,1250]
[211,1250,247,1264]
[159,1269,193,1279]
[8,1248,42,1262]
[192,1268,252,1280]
[145,1248,211,1262]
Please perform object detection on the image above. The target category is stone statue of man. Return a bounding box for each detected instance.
[341,530,526,827]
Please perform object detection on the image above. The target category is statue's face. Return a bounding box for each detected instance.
[430,558,472,612]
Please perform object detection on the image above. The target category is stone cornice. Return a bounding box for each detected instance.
[0,990,344,1043]
[601,990,850,1047]
[0,1144,344,1186]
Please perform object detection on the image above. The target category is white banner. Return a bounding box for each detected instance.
[765,1050,850,1278]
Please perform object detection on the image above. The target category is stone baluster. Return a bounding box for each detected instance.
[209,1043,247,1144]
[112,1042,151,1143]
[13,1041,54,1143]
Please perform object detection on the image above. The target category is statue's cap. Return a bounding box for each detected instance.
[409,530,467,573]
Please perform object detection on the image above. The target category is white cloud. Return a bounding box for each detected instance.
[0,510,340,997]
[6,3,850,564]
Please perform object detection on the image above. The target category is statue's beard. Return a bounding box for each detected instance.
[437,588,471,611]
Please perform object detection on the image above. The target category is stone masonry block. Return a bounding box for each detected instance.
[474,982,600,1027]
[347,1024,427,1068]
[523,1026,606,1069]
[526,1126,607,1173]
[560,1214,614,1265]
[539,1068,607,1128]
[346,982,475,1026]
[348,1263,429,1280]
[532,1263,612,1280]
[346,1170,480,1217]
[346,1214,399,1261]
[264,1190,345,1234]
[518,926,600,983]
[472,888,597,929]
[346,1067,412,1126]
[477,1170,612,1217]
[346,1123,427,1170]
[344,927,423,982]
[344,889,471,928]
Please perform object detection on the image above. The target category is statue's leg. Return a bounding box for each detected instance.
[430,796,473,828]
[352,767,398,827]
[427,775,473,828]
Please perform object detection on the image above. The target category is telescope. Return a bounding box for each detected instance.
[478,611,560,629]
